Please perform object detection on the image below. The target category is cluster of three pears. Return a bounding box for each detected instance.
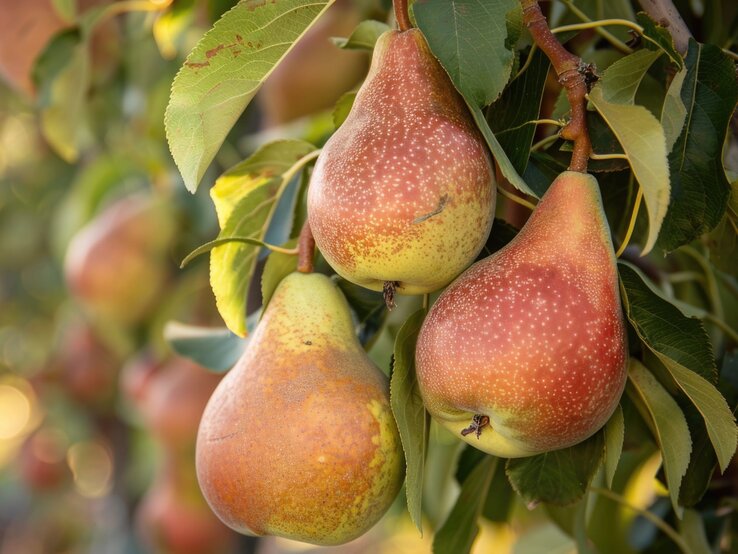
[195,25,494,546]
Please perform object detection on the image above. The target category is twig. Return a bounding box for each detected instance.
[636,0,692,54]
[297,221,315,273]
[522,0,591,173]
[552,11,633,54]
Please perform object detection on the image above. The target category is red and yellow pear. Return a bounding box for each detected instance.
[307,28,495,295]
[415,171,628,457]
[196,272,404,546]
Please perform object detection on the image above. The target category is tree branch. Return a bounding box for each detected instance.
[637,0,692,54]
[521,0,591,173]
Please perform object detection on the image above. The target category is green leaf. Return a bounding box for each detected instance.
[636,12,684,68]
[165,0,333,192]
[332,90,356,129]
[433,456,497,554]
[588,85,670,255]
[618,262,716,383]
[482,458,515,523]
[209,140,317,336]
[604,405,625,489]
[658,358,737,473]
[619,263,737,471]
[486,49,550,176]
[661,65,688,152]
[33,29,90,163]
[163,321,247,372]
[469,104,538,198]
[597,49,662,105]
[658,41,738,251]
[505,432,604,508]
[389,309,430,532]
[627,359,691,515]
[706,212,738,275]
[260,239,298,311]
[332,19,389,50]
[454,445,487,484]
[413,0,520,107]
[679,509,712,554]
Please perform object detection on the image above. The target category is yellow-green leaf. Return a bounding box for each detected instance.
[588,86,670,254]
[390,309,429,532]
[209,139,317,336]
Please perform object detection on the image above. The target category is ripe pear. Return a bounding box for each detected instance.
[136,457,235,554]
[415,171,628,457]
[196,272,404,546]
[64,194,174,326]
[307,28,495,295]
[142,358,223,451]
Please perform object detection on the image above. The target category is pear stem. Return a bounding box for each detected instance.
[393,0,413,32]
[297,221,316,274]
[521,0,591,173]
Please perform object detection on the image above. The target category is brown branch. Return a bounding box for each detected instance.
[637,0,692,54]
[297,221,315,274]
[521,0,591,173]
[393,0,412,32]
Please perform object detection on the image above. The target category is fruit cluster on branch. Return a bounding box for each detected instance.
[195,0,629,547]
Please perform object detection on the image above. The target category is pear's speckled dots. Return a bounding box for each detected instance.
[415,172,628,458]
[196,273,404,546]
[307,28,495,295]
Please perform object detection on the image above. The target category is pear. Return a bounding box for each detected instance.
[142,358,223,451]
[136,456,236,554]
[64,194,174,326]
[196,272,404,546]
[415,171,628,457]
[307,28,495,295]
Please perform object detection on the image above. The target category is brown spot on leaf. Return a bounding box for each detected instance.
[207,44,225,58]
[185,61,210,69]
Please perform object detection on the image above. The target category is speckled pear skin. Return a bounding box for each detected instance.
[196,272,404,546]
[307,28,495,295]
[415,172,628,457]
